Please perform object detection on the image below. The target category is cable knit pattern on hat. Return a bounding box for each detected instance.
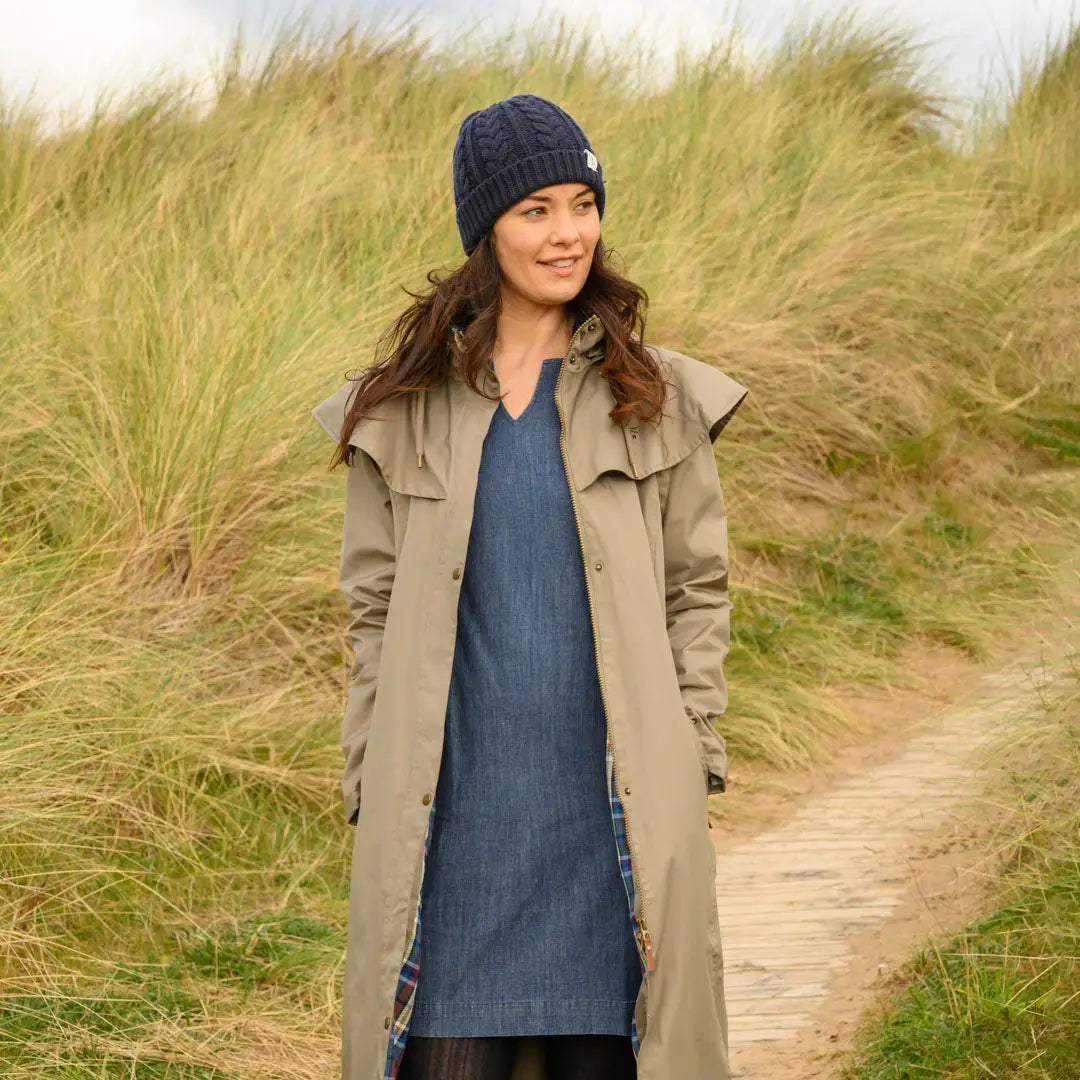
[452,93,605,255]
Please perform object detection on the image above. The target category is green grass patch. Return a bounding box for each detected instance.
[0,964,230,1078]
[0,968,201,1042]
[176,913,344,994]
[1021,407,1080,462]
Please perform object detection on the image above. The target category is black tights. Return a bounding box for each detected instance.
[398,1033,637,1080]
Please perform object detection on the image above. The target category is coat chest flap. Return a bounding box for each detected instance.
[311,342,748,500]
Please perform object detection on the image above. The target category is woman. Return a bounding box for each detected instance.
[312,94,749,1080]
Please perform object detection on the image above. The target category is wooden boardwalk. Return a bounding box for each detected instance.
[716,661,1069,1076]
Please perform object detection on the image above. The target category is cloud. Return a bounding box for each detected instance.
[0,0,226,121]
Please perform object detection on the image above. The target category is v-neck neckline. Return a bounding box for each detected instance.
[497,357,561,424]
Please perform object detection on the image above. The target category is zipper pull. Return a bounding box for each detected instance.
[640,921,655,972]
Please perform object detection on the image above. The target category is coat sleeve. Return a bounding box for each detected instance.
[658,437,734,795]
[655,348,748,795]
[337,447,397,825]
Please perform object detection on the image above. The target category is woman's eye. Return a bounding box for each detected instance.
[524,201,593,217]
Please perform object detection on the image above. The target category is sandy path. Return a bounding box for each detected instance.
[717,607,1078,1079]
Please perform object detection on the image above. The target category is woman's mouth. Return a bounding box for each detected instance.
[540,257,578,277]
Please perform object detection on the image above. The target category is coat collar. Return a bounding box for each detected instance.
[423,313,606,480]
[447,313,606,380]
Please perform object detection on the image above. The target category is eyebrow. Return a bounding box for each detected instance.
[522,186,594,203]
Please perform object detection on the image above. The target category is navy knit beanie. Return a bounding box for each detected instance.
[452,93,605,256]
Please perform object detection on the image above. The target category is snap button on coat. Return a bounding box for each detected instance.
[311,314,749,1080]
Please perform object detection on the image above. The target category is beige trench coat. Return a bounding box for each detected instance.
[312,313,749,1080]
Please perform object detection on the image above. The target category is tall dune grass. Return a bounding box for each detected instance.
[1,9,1079,1075]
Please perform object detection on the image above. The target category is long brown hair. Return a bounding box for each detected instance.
[329,232,668,469]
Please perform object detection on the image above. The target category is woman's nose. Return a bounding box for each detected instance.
[547,208,581,243]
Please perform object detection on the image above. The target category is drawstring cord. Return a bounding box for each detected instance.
[413,386,425,469]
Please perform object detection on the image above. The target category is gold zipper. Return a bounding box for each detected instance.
[554,320,655,978]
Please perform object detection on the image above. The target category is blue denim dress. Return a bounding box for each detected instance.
[407,356,643,1038]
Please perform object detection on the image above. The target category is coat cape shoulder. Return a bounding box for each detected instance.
[310,342,748,495]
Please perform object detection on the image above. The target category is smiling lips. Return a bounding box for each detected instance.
[541,257,579,277]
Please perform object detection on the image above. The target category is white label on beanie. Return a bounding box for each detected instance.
[585,149,598,171]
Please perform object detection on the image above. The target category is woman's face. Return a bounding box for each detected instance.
[490,182,600,310]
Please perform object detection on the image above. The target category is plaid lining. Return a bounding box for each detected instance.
[608,738,643,1058]
[382,744,641,1077]
[383,799,435,1079]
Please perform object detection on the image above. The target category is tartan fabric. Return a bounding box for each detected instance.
[607,738,643,1058]
[383,799,436,1079]
[382,742,641,1077]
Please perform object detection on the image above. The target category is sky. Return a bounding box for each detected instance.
[0,0,1077,125]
